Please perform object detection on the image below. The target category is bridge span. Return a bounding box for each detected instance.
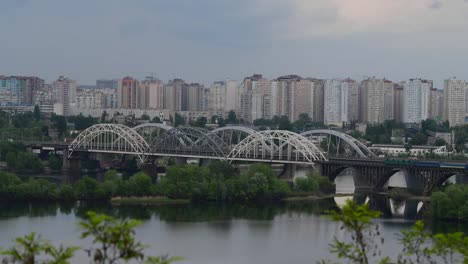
[23,123,468,194]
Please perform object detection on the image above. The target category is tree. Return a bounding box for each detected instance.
[33,105,41,121]
[174,113,185,127]
[2,232,77,264]
[151,116,161,123]
[141,114,150,120]
[79,211,146,264]
[434,138,446,146]
[48,155,63,171]
[277,116,291,130]
[101,111,108,123]
[54,115,67,137]
[411,132,428,145]
[194,117,207,128]
[227,111,238,124]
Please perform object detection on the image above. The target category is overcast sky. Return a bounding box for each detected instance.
[1,0,468,87]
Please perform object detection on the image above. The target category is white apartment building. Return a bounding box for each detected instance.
[403,79,431,123]
[444,78,466,127]
[360,77,385,123]
[324,79,347,125]
[52,76,77,116]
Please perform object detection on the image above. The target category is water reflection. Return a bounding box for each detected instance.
[0,199,338,222]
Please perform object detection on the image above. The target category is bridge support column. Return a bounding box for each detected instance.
[175,157,188,165]
[199,159,213,167]
[279,164,314,182]
[354,166,387,192]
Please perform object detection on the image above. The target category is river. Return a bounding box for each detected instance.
[0,197,420,264]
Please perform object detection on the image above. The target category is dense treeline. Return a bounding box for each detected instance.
[430,184,468,221]
[0,161,335,203]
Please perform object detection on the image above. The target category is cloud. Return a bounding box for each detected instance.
[253,0,468,38]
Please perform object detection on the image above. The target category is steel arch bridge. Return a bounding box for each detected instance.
[133,123,173,143]
[68,125,377,164]
[68,124,149,163]
[301,129,376,158]
[148,127,229,158]
[209,126,257,146]
[228,130,327,163]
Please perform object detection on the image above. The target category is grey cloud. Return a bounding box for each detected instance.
[428,0,443,9]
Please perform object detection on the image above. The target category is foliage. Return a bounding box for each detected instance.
[48,155,63,171]
[294,172,335,194]
[324,200,468,264]
[33,105,41,121]
[434,138,446,146]
[365,120,405,144]
[226,110,238,124]
[2,232,77,264]
[411,132,428,145]
[429,185,468,221]
[6,151,43,173]
[79,211,146,263]
[194,117,207,128]
[151,116,162,123]
[159,162,290,202]
[327,200,382,264]
[174,113,185,127]
[1,212,180,264]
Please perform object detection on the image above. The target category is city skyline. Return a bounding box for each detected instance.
[1,0,468,86]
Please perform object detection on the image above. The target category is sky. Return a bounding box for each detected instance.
[1,0,468,87]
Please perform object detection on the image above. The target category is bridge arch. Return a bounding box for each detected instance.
[228,130,327,163]
[210,126,257,146]
[68,124,149,163]
[148,127,229,157]
[133,123,173,143]
[301,129,376,158]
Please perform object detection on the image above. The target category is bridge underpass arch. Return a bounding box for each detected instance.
[68,124,149,163]
[301,130,376,158]
[328,166,357,194]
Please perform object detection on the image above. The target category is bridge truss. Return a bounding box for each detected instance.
[69,125,375,164]
[301,129,375,158]
[68,124,149,163]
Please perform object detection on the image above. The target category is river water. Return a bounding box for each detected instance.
[0,198,419,264]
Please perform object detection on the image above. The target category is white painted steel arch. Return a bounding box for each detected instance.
[133,123,173,132]
[68,124,149,163]
[149,127,229,157]
[228,130,327,163]
[301,129,376,158]
[211,126,256,135]
[210,126,257,146]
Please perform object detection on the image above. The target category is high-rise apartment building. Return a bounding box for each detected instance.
[383,80,394,121]
[429,88,444,119]
[444,78,466,127]
[344,78,359,122]
[308,78,325,122]
[140,77,163,110]
[360,77,385,123]
[403,79,431,123]
[324,79,346,125]
[225,80,239,114]
[209,81,227,117]
[187,83,204,111]
[164,79,186,112]
[52,76,77,116]
[293,79,314,121]
[240,74,271,123]
[393,84,404,122]
[118,76,139,109]
[0,76,44,106]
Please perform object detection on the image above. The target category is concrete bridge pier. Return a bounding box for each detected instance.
[278,164,314,181]
[199,158,213,167]
[175,157,188,165]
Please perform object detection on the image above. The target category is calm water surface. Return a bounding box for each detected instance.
[0,200,417,264]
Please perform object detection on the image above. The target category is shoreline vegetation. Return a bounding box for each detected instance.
[2,159,466,223]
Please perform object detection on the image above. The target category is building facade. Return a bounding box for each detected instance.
[403,79,431,123]
[444,78,466,127]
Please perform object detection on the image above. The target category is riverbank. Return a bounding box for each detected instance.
[111,196,190,205]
